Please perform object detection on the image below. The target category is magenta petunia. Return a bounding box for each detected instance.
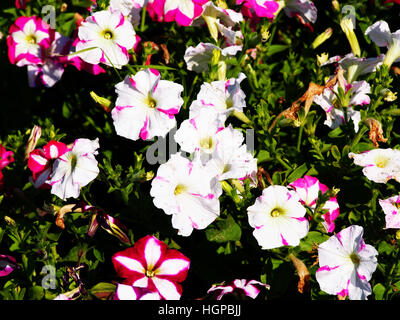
[112,235,190,300]
[0,255,19,277]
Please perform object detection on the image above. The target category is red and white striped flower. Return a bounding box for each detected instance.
[247,185,309,249]
[7,16,51,67]
[114,284,161,300]
[112,68,184,141]
[28,140,69,189]
[208,279,270,300]
[289,175,340,233]
[112,235,190,300]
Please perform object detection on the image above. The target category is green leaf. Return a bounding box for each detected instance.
[331,145,341,161]
[27,286,44,300]
[287,163,308,183]
[298,231,330,253]
[267,45,289,56]
[205,215,242,243]
[373,283,386,300]
[378,241,394,255]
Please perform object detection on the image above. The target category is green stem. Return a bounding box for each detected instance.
[276,155,292,170]
[140,6,147,33]
[297,124,304,152]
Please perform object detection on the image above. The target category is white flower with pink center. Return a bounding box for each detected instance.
[150,153,222,237]
[189,73,247,122]
[247,185,309,250]
[112,68,184,141]
[379,195,400,229]
[316,225,378,300]
[7,16,51,67]
[208,279,270,300]
[163,0,208,26]
[289,175,340,233]
[49,138,100,200]
[348,148,400,184]
[112,235,190,300]
[76,9,136,69]
[313,80,371,132]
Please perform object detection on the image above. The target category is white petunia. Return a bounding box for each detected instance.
[316,225,378,300]
[49,138,100,200]
[76,9,136,69]
[348,148,400,184]
[112,68,184,141]
[247,185,309,250]
[150,153,222,237]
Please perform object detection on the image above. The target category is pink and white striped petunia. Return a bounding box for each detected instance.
[7,16,51,67]
[378,195,400,229]
[49,138,100,200]
[289,175,340,233]
[75,9,137,69]
[112,235,190,300]
[112,68,184,141]
[162,0,208,26]
[114,284,161,300]
[0,144,14,171]
[110,0,148,27]
[247,185,309,250]
[28,140,69,189]
[316,225,378,300]
[150,153,222,237]
[189,73,247,122]
[348,148,400,184]
[0,255,19,277]
[208,279,270,300]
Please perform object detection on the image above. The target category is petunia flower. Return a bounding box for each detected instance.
[184,42,242,73]
[163,0,208,26]
[75,9,137,69]
[247,185,309,249]
[207,279,270,300]
[237,0,279,19]
[288,175,340,233]
[0,144,15,190]
[365,20,400,68]
[379,195,400,229]
[110,0,148,27]
[189,73,247,122]
[283,0,317,29]
[112,68,184,141]
[7,16,51,67]
[28,140,69,189]
[114,284,161,300]
[49,138,100,200]
[0,255,19,277]
[150,153,222,237]
[348,148,400,184]
[15,0,31,9]
[313,79,370,133]
[112,235,190,300]
[316,225,378,300]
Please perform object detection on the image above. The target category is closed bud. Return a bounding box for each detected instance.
[312,28,333,49]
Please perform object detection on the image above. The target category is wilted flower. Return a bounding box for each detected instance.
[247,185,309,249]
[289,175,340,233]
[348,148,400,184]
[379,195,400,229]
[75,9,137,68]
[112,68,184,141]
[49,138,100,200]
[316,225,378,300]
[150,153,222,237]
[207,279,270,300]
[112,235,190,300]
[365,20,400,68]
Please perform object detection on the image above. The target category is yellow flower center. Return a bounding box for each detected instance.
[199,136,213,150]
[146,95,157,108]
[375,155,389,168]
[226,98,233,109]
[102,30,114,40]
[146,269,155,278]
[174,184,187,196]
[26,34,37,44]
[350,252,360,265]
[70,154,78,171]
[270,207,284,218]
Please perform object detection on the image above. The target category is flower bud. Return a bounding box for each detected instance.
[340,17,361,57]
[312,28,333,49]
